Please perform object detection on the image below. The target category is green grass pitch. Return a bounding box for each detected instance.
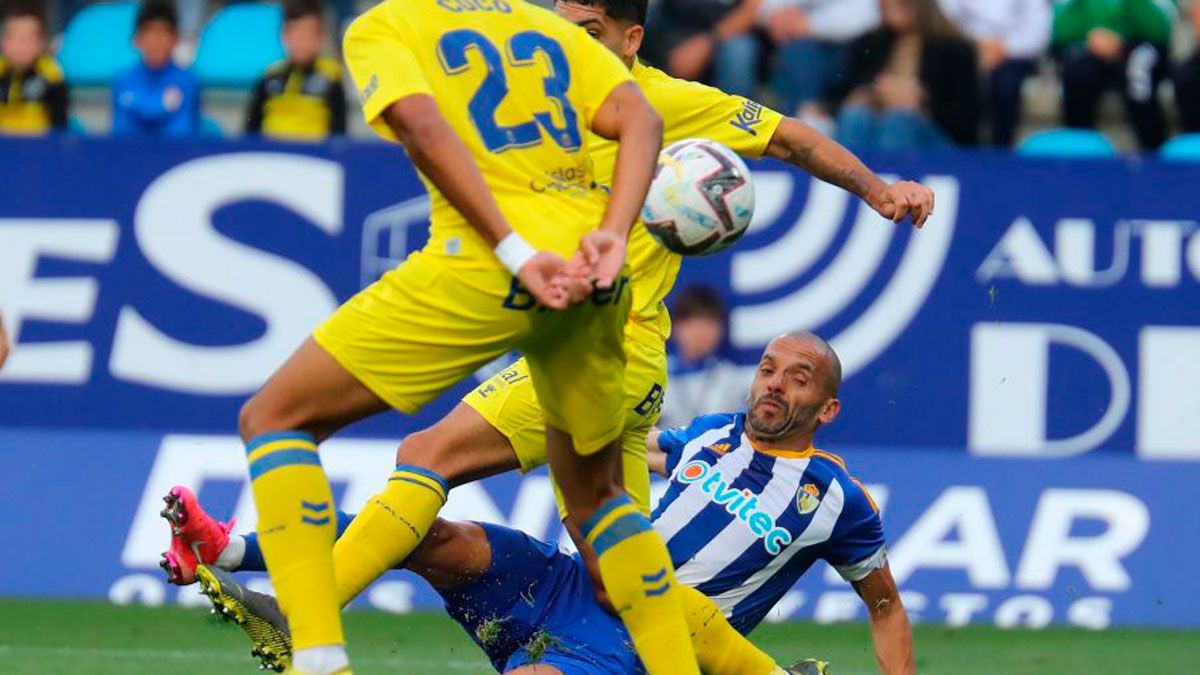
[0,599,1194,674]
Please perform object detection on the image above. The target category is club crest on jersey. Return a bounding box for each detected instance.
[796,483,821,515]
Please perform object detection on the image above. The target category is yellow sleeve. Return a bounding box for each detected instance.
[645,66,784,159]
[36,57,65,84]
[569,28,636,129]
[342,9,432,142]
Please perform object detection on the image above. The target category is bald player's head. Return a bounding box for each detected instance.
[780,330,842,397]
[744,332,842,446]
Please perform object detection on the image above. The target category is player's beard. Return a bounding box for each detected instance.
[746,392,822,444]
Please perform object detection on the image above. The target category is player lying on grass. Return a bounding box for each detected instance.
[165,332,915,675]
[206,1,935,672]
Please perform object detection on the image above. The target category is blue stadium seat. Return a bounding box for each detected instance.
[192,3,286,89]
[57,2,140,87]
[67,116,89,136]
[1017,128,1117,159]
[199,116,225,139]
[1159,133,1200,162]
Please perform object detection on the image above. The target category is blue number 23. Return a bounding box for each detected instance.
[437,29,582,154]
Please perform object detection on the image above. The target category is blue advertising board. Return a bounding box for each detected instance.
[0,429,1192,629]
[0,137,1197,627]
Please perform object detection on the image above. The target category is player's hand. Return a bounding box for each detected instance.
[576,229,627,291]
[870,181,935,228]
[558,256,594,305]
[0,315,9,370]
[517,252,571,311]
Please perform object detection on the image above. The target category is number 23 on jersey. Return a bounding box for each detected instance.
[437,29,583,154]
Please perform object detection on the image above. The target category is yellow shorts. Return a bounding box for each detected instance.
[463,323,666,515]
[313,251,631,455]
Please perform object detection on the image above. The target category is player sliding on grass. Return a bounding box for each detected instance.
[166,333,915,675]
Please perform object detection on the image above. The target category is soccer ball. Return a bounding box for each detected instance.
[640,138,755,256]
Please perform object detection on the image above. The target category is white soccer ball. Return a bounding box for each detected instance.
[640,138,755,256]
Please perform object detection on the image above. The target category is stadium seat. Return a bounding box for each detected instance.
[57,2,140,87]
[199,116,224,139]
[1017,128,1117,159]
[1159,133,1200,162]
[192,3,286,89]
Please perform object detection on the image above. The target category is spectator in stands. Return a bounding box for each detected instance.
[244,0,345,142]
[112,1,200,138]
[0,2,68,135]
[833,0,981,150]
[643,0,764,99]
[662,286,747,428]
[757,0,880,128]
[1052,0,1175,151]
[938,0,1052,147]
[1174,1,1200,133]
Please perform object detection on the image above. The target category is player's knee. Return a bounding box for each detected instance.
[237,393,309,442]
[237,396,267,442]
[395,427,455,476]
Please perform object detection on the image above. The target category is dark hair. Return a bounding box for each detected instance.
[888,0,962,40]
[283,0,323,24]
[560,0,647,26]
[136,0,178,32]
[672,285,725,323]
[3,1,48,28]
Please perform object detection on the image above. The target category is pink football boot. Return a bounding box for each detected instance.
[159,485,235,585]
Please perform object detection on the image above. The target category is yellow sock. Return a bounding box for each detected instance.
[246,432,343,650]
[583,495,699,675]
[679,585,782,675]
[332,465,447,606]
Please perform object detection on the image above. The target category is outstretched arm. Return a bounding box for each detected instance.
[645,428,669,477]
[380,97,569,309]
[852,564,915,675]
[764,117,934,227]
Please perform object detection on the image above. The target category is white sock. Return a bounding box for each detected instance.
[292,645,349,674]
[215,535,245,570]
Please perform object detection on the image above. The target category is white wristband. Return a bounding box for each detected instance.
[494,232,538,275]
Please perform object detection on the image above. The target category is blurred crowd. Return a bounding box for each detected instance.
[2,0,1200,152]
[644,0,1200,151]
[0,0,346,140]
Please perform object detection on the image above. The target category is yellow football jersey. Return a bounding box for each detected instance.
[343,0,634,266]
[590,60,784,342]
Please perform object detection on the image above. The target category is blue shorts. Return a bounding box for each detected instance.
[438,523,641,674]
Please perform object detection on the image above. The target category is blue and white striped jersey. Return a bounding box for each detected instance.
[651,412,886,634]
